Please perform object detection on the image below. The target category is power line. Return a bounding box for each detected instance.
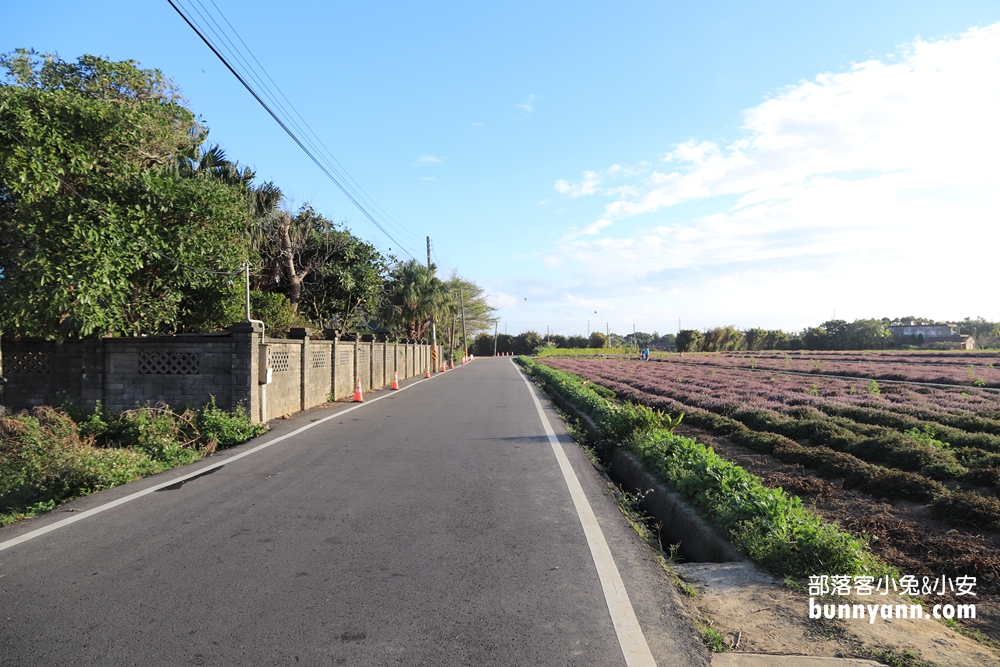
[180,0,420,249]
[168,0,420,259]
[203,0,418,247]
[0,118,242,278]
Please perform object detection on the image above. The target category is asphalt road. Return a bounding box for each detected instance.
[0,357,709,666]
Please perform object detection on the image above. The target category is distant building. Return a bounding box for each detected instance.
[889,321,975,349]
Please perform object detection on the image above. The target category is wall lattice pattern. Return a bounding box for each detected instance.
[271,350,291,372]
[339,352,351,365]
[138,352,200,374]
[312,350,327,368]
[5,351,52,373]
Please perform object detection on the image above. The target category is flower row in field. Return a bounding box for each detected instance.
[659,351,1000,388]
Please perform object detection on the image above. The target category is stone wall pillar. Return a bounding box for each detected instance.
[230,321,263,422]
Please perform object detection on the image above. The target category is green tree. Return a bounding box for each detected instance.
[702,326,744,352]
[299,225,390,336]
[589,331,608,348]
[444,272,497,341]
[843,319,892,350]
[0,50,254,338]
[676,329,703,352]
[380,259,447,339]
[744,327,768,351]
[251,204,390,335]
[802,327,829,350]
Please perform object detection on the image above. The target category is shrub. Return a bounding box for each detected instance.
[197,398,265,448]
[0,400,266,524]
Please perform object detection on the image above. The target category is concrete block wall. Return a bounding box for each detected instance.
[1,331,436,424]
[333,342,355,400]
[102,337,234,414]
[357,343,371,391]
[373,342,386,389]
[263,339,302,420]
[304,340,333,410]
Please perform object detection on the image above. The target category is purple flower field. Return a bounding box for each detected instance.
[541,357,1000,450]
[657,350,1000,388]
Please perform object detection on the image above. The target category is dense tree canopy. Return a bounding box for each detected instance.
[0,50,252,338]
[0,50,474,342]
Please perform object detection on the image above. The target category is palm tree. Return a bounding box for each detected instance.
[380,260,448,339]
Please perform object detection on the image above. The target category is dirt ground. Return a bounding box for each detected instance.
[670,423,1000,665]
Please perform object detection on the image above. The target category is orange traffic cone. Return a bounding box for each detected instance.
[449,359,454,369]
[353,377,364,402]
[391,371,400,390]
[424,365,431,378]
[440,361,446,373]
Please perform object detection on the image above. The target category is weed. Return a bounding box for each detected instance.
[0,401,265,522]
[808,384,820,397]
[700,623,728,652]
[862,646,941,667]
[867,379,881,395]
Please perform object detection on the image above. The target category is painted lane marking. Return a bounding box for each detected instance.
[0,368,461,553]
[514,361,656,667]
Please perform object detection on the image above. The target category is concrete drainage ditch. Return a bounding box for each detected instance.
[541,384,743,565]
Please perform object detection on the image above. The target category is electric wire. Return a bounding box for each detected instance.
[204,0,419,247]
[168,0,420,258]
[0,118,242,278]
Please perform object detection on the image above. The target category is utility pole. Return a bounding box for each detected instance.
[678,317,681,333]
[460,286,468,358]
[244,262,251,321]
[587,320,590,336]
[546,325,549,341]
[427,236,437,371]
[493,320,498,356]
[450,314,457,363]
[633,323,636,351]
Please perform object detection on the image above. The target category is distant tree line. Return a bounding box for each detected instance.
[673,316,1000,352]
[476,316,1000,356]
[0,50,493,347]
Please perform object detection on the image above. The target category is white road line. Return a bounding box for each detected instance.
[0,367,462,553]
[514,362,656,667]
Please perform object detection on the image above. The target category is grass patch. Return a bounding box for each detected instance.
[699,622,729,652]
[0,400,265,526]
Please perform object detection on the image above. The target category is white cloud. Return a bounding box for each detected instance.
[413,155,443,167]
[517,94,543,116]
[537,23,1000,329]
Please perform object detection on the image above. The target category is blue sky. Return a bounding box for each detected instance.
[6,2,1000,336]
